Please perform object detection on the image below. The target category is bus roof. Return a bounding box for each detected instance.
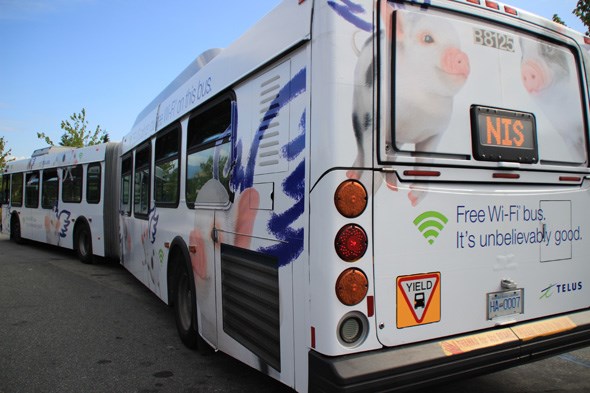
[121,0,313,154]
[3,142,117,174]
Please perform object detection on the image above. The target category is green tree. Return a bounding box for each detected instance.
[37,108,109,148]
[553,14,566,26]
[0,136,12,172]
[574,0,590,35]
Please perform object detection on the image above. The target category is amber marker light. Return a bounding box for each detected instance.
[335,224,368,262]
[335,268,369,306]
[334,180,368,218]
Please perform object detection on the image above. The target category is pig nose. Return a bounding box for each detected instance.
[441,47,470,78]
[521,60,547,94]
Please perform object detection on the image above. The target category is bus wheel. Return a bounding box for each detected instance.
[174,260,203,350]
[10,214,23,244]
[75,224,94,264]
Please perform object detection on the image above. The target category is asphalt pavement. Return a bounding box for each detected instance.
[0,234,589,393]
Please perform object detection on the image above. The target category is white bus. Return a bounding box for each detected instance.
[1,143,120,263]
[114,0,590,391]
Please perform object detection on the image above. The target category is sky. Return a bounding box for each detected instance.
[0,0,586,160]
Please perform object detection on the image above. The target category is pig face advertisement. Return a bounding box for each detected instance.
[389,8,587,166]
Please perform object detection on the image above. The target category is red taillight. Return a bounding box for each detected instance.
[334,180,368,218]
[403,170,441,177]
[335,268,369,306]
[493,173,520,179]
[559,176,582,182]
[335,224,368,262]
[485,1,499,10]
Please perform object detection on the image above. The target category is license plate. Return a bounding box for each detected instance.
[487,289,524,320]
[471,106,538,164]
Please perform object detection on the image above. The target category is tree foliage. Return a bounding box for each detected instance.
[37,108,109,148]
[0,136,12,172]
[553,14,566,26]
[574,0,590,35]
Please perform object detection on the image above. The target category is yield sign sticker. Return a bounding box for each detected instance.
[397,273,441,328]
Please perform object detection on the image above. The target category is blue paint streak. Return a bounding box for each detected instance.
[283,160,305,201]
[57,210,71,238]
[328,0,372,32]
[231,67,307,193]
[230,68,307,267]
[282,111,306,161]
[261,198,305,267]
[148,206,159,244]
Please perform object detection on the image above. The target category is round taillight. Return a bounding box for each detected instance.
[335,224,368,262]
[335,268,368,306]
[334,180,367,218]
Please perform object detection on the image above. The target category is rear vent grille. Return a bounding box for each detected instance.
[221,244,280,371]
[258,74,282,169]
[254,60,291,175]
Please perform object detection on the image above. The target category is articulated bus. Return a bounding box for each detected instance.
[4,0,590,391]
[1,143,120,263]
[118,0,590,390]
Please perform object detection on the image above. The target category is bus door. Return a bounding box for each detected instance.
[187,97,234,348]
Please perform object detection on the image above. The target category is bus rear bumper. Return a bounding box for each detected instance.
[308,310,590,392]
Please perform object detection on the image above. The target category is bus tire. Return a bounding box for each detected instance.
[173,258,206,350]
[10,214,23,244]
[75,223,94,264]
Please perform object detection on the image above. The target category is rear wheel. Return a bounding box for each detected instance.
[10,214,23,244]
[75,224,94,264]
[173,260,206,350]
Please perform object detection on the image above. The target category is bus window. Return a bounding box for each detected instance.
[134,145,151,219]
[155,127,179,207]
[121,155,132,215]
[25,171,40,208]
[87,163,101,204]
[62,165,82,203]
[42,169,59,209]
[10,173,23,207]
[186,97,232,209]
[0,174,8,204]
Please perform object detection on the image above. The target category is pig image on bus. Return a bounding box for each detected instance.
[105,0,590,391]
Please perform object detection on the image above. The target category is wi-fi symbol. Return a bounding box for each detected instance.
[413,211,448,245]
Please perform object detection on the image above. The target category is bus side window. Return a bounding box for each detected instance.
[25,171,40,208]
[11,173,23,207]
[186,96,233,209]
[42,169,59,209]
[0,174,8,204]
[121,155,132,216]
[134,145,151,219]
[62,165,83,203]
[87,163,101,204]
[155,127,180,208]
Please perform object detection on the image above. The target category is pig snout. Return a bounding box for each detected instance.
[521,59,548,94]
[441,47,470,79]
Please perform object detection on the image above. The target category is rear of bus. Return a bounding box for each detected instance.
[308,0,590,390]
